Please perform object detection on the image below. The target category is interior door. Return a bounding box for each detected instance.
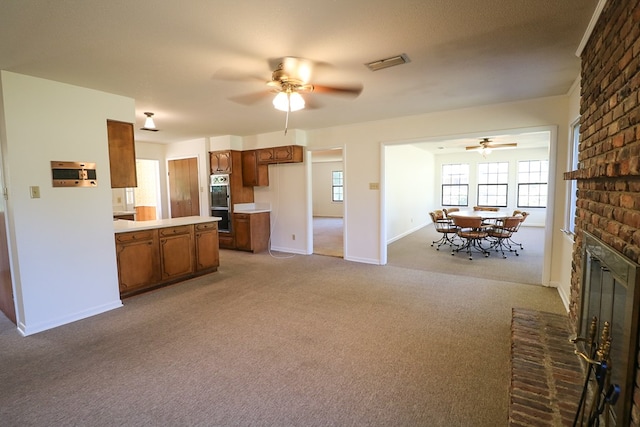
[168,157,200,218]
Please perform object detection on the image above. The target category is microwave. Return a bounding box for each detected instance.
[51,161,98,187]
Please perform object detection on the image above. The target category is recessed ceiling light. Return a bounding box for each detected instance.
[365,54,410,71]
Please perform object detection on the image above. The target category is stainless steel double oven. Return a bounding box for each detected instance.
[210,174,231,232]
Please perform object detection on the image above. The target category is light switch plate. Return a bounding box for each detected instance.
[29,186,40,199]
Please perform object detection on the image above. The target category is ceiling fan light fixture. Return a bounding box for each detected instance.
[141,112,158,131]
[365,53,410,71]
[273,92,305,112]
[478,147,492,158]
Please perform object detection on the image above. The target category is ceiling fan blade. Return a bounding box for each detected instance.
[491,143,518,148]
[311,83,363,97]
[212,67,267,83]
[228,90,272,106]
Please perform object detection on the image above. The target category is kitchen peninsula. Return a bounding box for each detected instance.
[114,216,221,297]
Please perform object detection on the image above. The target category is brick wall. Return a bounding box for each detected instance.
[564,0,640,425]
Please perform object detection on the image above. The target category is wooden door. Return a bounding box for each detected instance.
[168,157,200,218]
[0,210,15,324]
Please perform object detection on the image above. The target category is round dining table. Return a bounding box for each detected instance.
[446,210,508,220]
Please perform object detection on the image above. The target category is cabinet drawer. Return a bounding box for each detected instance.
[115,230,156,243]
[159,225,193,237]
[195,222,218,231]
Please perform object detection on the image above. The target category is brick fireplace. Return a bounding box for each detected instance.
[564,0,640,425]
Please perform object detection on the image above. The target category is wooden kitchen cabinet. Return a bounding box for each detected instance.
[115,229,160,294]
[257,145,303,164]
[159,225,194,281]
[241,150,269,187]
[195,222,219,271]
[107,119,137,188]
[234,212,270,253]
[210,150,232,174]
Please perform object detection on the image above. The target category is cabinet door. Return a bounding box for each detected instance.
[107,120,137,188]
[195,223,220,271]
[257,145,303,164]
[210,151,232,174]
[115,231,160,294]
[241,150,269,187]
[159,227,194,280]
[234,214,251,251]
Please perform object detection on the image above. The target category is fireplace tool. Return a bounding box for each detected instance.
[571,319,620,426]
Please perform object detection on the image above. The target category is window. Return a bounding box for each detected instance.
[477,162,508,207]
[517,160,548,208]
[568,120,580,234]
[332,171,343,202]
[441,163,469,206]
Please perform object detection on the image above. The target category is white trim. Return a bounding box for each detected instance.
[18,300,123,336]
[576,0,607,57]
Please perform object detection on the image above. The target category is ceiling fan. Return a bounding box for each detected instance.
[219,56,363,134]
[466,138,517,157]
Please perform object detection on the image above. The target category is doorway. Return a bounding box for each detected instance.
[168,157,200,218]
[134,159,161,220]
[311,149,344,258]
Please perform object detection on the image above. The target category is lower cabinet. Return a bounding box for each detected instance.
[159,225,194,280]
[115,221,220,297]
[234,212,270,253]
[115,230,161,294]
[195,222,220,271]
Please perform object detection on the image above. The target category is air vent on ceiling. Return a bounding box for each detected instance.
[365,53,410,71]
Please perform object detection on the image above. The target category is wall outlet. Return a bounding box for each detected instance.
[292,234,296,240]
[117,196,122,204]
[369,182,380,190]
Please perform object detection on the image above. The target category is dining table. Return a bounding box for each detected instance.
[446,210,509,220]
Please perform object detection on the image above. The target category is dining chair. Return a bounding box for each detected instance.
[507,211,529,249]
[488,216,522,258]
[451,216,490,259]
[443,207,460,218]
[429,210,458,250]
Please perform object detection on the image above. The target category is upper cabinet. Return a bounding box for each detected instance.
[210,150,232,174]
[241,150,269,187]
[257,145,303,164]
[107,120,137,188]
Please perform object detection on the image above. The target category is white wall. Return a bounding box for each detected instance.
[551,77,582,310]
[0,71,133,335]
[311,160,344,218]
[385,144,434,242]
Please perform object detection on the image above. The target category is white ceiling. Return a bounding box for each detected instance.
[0,0,598,144]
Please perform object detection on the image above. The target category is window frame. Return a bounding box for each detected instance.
[441,163,469,207]
[331,170,343,202]
[476,162,509,207]
[517,160,549,208]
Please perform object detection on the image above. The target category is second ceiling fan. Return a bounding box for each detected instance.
[466,138,517,157]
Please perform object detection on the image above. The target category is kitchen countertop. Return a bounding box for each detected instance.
[234,203,272,214]
[114,215,221,233]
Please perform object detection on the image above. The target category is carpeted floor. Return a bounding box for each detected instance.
[313,216,343,258]
[0,228,564,426]
[388,224,544,285]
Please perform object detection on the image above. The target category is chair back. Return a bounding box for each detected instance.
[500,216,522,231]
[430,210,445,223]
[452,215,483,229]
[443,207,459,218]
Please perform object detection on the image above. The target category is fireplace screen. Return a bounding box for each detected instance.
[579,232,640,426]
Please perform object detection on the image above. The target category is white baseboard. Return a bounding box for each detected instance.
[18,300,123,336]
